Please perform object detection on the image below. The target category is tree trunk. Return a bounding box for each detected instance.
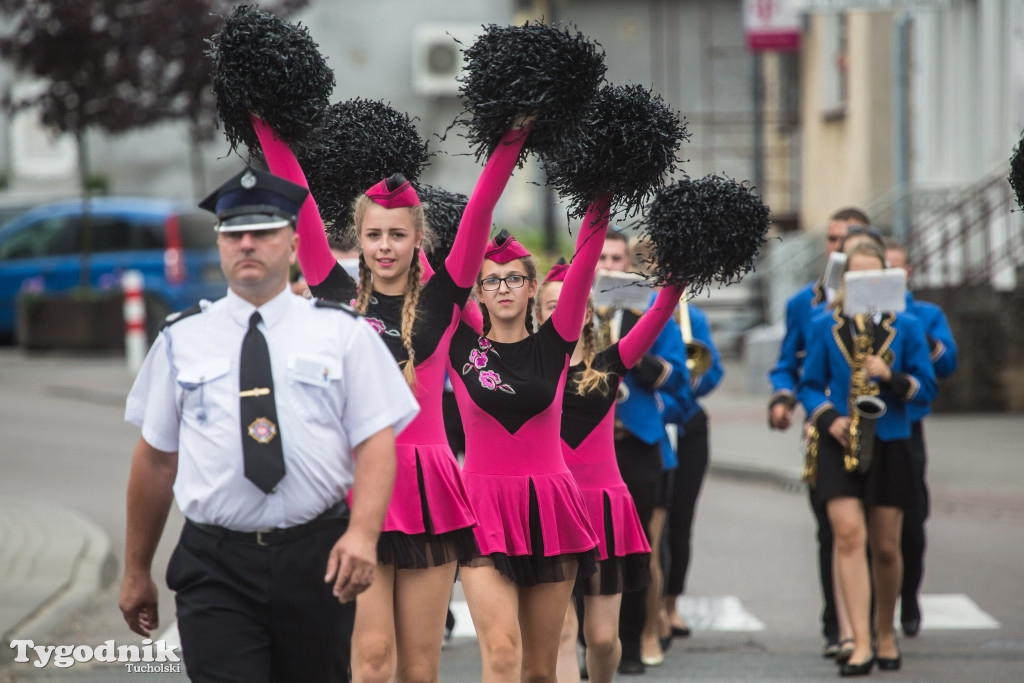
[188,119,208,198]
[76,128,94,290]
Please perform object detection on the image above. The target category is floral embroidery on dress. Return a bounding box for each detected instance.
[462,336,515,394]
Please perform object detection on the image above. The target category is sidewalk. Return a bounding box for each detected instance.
[2,353,1023,657]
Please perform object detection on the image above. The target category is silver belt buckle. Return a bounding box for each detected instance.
[256,529,270,546]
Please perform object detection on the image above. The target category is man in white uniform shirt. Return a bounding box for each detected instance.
[119,168,419,681]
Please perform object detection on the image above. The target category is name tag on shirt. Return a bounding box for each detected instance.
[288,353,340,387]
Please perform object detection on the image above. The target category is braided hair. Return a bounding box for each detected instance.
[535,281,610,396]
[350,193,429,388]
[573,297,611,396]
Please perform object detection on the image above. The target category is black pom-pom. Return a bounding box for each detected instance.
[543,84,688,220]
[417,185,469,271]
[455,21,606,163]
[1010,131,1024,211]
[641,175,771,295]
[208,5,334,158]
[300,99,431,239]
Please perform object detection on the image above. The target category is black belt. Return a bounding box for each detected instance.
[187,501,349,546]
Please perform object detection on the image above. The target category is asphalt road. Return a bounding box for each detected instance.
[2,350,1023,681]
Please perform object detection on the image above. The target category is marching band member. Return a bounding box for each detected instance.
[885,240,959,638]
[767,207,869,657]
[798,241,937,676]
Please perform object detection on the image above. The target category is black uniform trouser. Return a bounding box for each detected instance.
[664,410,709,596]
[614,432,664,658]
[810,481,838,642]
[167,520,354,682]
[900,421,929,615]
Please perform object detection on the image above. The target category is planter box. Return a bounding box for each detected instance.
[16,292,125,350]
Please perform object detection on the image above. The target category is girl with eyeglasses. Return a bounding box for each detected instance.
[253,113,534,683]
[444,200,608,682]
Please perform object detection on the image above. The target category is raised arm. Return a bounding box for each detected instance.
[619,284,686,369]
[551,193,611,342]
[446,123,533,288]
[251,115,340,288]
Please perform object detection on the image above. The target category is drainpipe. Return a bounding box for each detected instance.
[893,12,911,243]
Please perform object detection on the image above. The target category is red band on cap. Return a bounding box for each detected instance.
[484,230,531,264]
[365,177,421,209]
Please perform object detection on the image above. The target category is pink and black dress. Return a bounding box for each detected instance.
[559,284,684,595]
[254,117,531,568]
[447,198,609,586]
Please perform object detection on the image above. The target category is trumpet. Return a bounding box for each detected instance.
[678,299,712,378]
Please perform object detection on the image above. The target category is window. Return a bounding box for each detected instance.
[0,217,79,260]
[178,212,218,249]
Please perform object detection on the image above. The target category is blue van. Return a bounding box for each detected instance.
[0,197,226,341]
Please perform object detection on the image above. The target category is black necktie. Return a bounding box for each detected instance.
[239,311,285,493]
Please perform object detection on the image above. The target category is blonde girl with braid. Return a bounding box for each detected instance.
[252,114,535,683]
[535,260,686,683]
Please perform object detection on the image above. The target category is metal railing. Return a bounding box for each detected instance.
[906,169,1024,294]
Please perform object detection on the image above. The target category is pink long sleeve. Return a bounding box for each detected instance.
[618,284,686,369]
[251,115,337,287]
[551,193,611,342]
[445,124,533,288]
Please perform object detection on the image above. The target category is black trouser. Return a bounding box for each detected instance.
[900,421,929,615]
[168,520,354,682]
[614,432,664,658]
[664,410,709,596]
[810,480,838,642]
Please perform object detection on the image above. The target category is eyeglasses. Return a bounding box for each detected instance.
[479,274,531,291]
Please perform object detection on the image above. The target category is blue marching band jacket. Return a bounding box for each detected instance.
[769,280,828,409]
[628,294,725,470]
[904,295,958,423]
[797,308,938,442]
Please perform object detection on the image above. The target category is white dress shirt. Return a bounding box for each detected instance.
[125,286,419,531]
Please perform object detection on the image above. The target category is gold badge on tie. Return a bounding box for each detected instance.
[248,417,278,444]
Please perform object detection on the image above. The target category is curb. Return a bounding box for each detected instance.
[0,498,116,662]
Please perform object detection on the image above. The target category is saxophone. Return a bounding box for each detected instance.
[844,314,887,474]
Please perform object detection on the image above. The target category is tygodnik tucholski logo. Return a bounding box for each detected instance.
[9,638,181,671]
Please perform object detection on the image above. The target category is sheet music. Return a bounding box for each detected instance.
[592,270,653,311]
[844,268,906,316]
[823,252,847,291]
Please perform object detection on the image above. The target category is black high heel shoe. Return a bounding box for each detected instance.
[876,636,902,671]
[835,639,856,665]
[877,646,902,671]
[839,655,876,677]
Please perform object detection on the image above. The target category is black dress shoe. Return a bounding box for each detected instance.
[660,635,672,653]
[901,617,921,637]
[839,656,876,677]
[835,639,856,665]
[671,625,692,638]
[617,658,645,675]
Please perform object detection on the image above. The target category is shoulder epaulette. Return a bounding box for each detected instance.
[314,298,361,318]
[159,303,204,331]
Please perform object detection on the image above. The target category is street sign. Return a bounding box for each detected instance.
[744,0,802,53]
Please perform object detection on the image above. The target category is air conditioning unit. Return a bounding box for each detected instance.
[411,24,479,97]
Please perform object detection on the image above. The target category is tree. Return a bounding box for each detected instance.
[0,0,309,197]
[0,0,309,286]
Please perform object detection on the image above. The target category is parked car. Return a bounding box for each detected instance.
[0,197,226,343]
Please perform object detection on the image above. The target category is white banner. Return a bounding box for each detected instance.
[793,0,951,10]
